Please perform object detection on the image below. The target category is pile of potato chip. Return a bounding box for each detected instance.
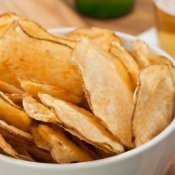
[0,12,174,164]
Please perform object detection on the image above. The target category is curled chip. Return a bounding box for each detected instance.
[26,144,55,163]
[20,79,81,104]
[69,135,98,160]
[0,12,75,47]
[0,119,55,163]
[0,91,22,109]
[18,19,76,48]
[23,95,58,123]
[32,124,93,163]
[0,119,32,143]
[39,93,124,154]
[71,38,134,148]
[31,125,49,151]
[133,65,175,146]
[6,93,24,104]
[0,21,83,98]
[110,41,140,88]
[0,81,23,94]
[0,134,33,161]
[0,12,20,36]
[0,119,34,161]
[65,27,120,51]
[132,40,173,68]
[0,95,31,131]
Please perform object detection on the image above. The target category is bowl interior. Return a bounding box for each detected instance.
[0,28,175,170]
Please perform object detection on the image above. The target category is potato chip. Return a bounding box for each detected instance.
[0,12,173,163]
[132,40,173,68]
[0,12,20,36]
[69,134,98,160]
[18,19,76,48]
[0,91,22,109]
[111,54,134,91]
[0,119,54,162]
[110,41,140,88]
[71,38,134,148]
[0,12,75,48]
[0,134,33,161]
[6,93,24,104]
[0,21,83,98]
[26,145,55,163]
[39,93,124,154]
[169,66,175,84]
[32,124,93,163]
[133,64,175,146]
[0,95,31,131]
[32,121,97,159]
[7,135,55,163]
[20,79,81,104]
[0,119,32,142]
[65,27,120,51]
[23,95,58,123]
[23,96,96,159]
[0,81,23,94]
[0,12,19,26]
[0,118,34,161]
[31,125,50,151]
[7,142,34,160]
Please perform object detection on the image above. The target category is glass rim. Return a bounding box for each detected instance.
[153,0,175,17]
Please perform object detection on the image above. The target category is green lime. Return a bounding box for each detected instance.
[76,0,135,19]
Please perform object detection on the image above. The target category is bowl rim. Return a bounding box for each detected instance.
[0,28,175,170]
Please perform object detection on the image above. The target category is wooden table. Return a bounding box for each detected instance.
[0,0,174,174]
[0,0,154,35]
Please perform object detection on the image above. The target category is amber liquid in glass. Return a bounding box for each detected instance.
[154,0,175,58]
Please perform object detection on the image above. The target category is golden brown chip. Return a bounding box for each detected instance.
[20,79,81,104]
[0,12,20,36]
[23,96,99,160]
[0,12,75,47]
[26,145,55,163]
[6,142,34,161]
[133,64,175,146]
[18,19,76,48]
[132,40,173,68]
[0,134,33,161]
[0,81,23,94]
[31,126,50,151]
[7,135,55,163]
[0,133,19,157]
[110,41,140,88]
[0,119,32,142]
[111,54,133,91]
[0,21,83,98]
[0,94,31,131]
[39,93,124,154]
[0,119,54,162]
[0,91,22,109]
[23,95,58,123]
[0,12,19,25]
[169,66,175,85]
[32,124,93,163]
[6,93,24,104]
[69,134,98,160]
[71,38,134,148]
[66,27,120,51]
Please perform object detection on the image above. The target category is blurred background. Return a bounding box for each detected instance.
[0,0,153,35]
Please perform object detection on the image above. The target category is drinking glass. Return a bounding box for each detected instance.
[154,0,175,58]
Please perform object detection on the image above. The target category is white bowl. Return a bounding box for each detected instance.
[1,28,175,175]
